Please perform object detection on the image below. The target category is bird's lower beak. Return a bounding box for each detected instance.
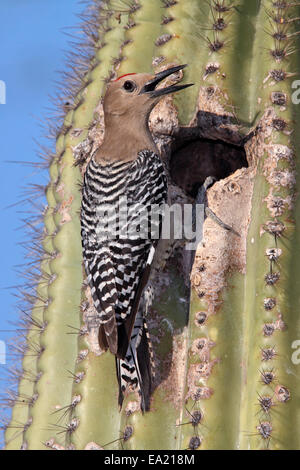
[139,64,193,98]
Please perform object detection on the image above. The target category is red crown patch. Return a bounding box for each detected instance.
[115,73,137,81]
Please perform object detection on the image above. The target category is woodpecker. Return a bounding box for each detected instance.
[81,64,193,411]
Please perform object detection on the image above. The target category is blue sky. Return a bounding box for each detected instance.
[0,0,83,445]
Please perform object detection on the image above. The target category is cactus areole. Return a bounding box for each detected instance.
[4,0,300,451]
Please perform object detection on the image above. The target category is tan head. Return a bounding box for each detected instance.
[95,65,193,163]
[103,73,156,121]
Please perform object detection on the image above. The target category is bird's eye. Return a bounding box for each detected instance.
[123,80,136,92]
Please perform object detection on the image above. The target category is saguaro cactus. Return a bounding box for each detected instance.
[3,0,300,450]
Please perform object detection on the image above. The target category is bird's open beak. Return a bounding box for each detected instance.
[139,64,193,97]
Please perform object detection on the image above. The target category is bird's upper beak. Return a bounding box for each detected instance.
[139,64,193,98]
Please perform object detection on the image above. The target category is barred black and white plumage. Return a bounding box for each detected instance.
[80,64,192,411]
[81,149,167,411]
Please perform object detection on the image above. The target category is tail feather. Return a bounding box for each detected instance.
[136,325,151,411]
[116,320,151,412]
[115,285,154,412]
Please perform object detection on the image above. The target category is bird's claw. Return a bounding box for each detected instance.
[196,176,240,237]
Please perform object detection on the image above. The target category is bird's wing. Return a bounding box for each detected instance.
[83,243,118,355]
[80,156,132,355]
[115,155,167,358]
[81,151,167,358]
[116,243,156,359]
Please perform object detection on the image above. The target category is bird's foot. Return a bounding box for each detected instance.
[205,207,240,237]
